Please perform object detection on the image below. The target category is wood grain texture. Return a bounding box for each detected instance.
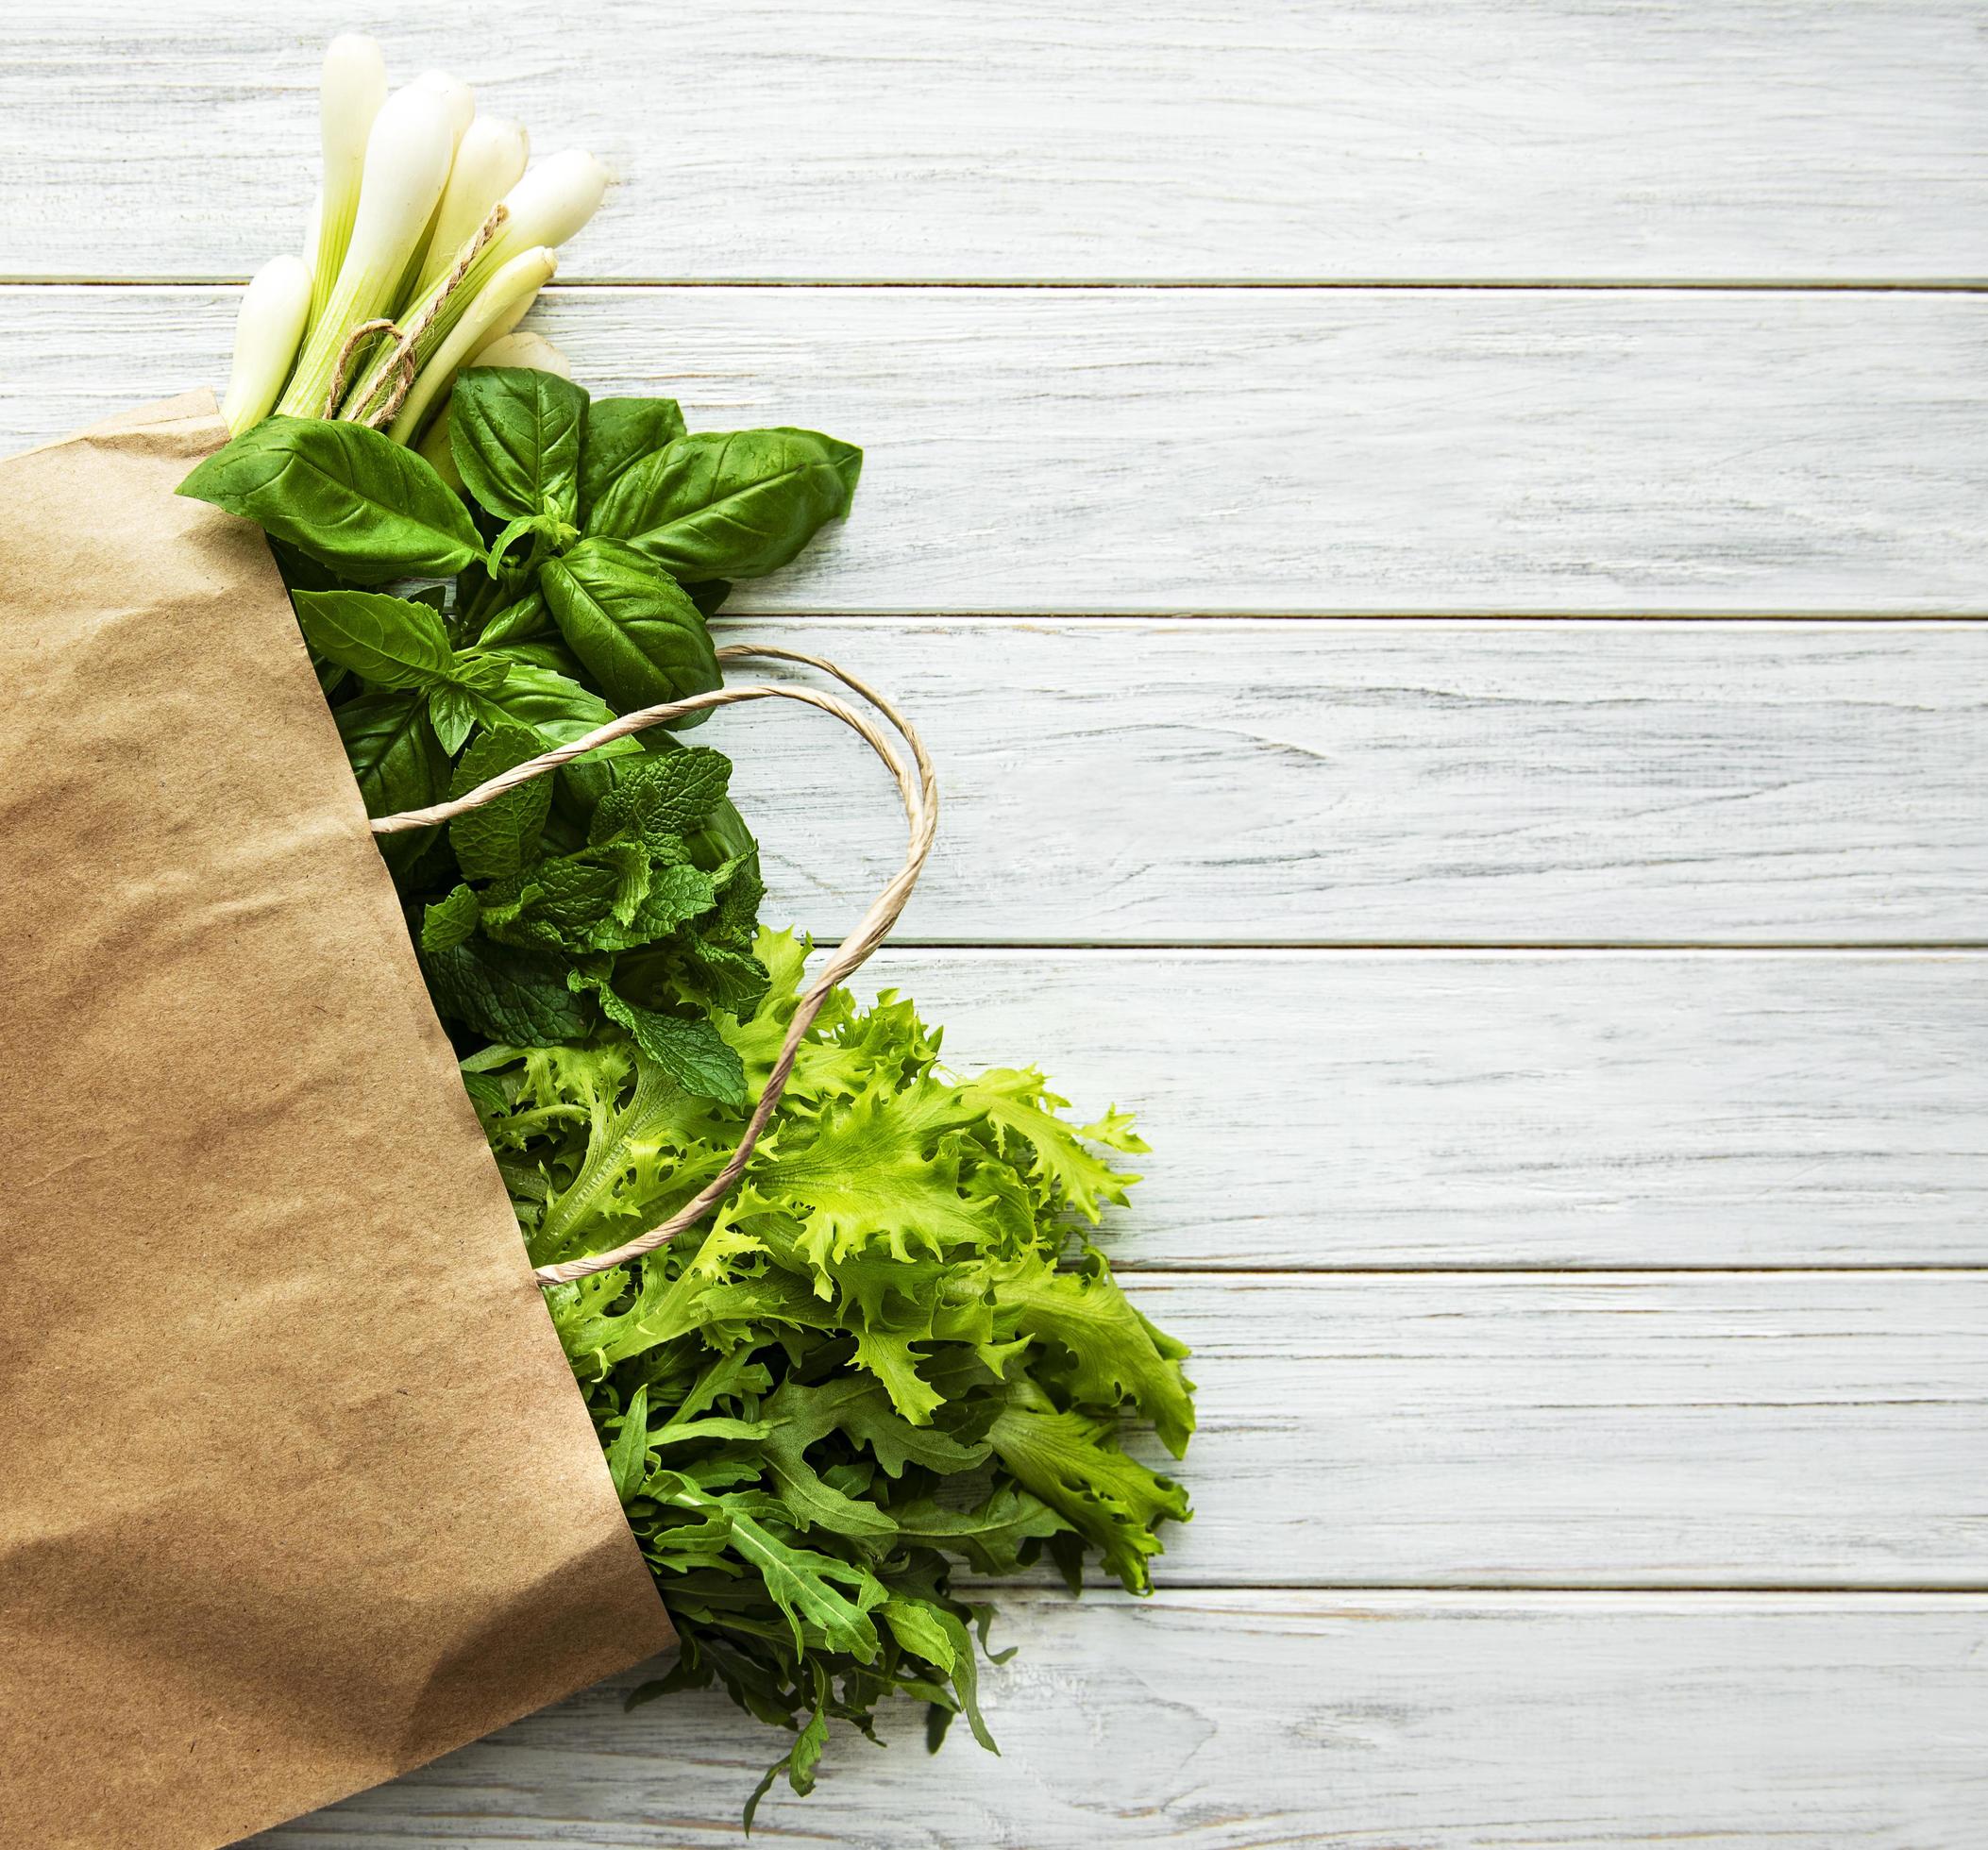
[247,1592,1988,1848]
[7,287,1988,613]
[7,2,1988,283]
[868,950,1988,1269]
[710,620,1988,945]
[1106,1272,1988,1588]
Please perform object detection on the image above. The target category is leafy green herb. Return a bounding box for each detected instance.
[182,366,1192,1825]
[540,537,722,717]
[180,415,483,581]
[471,933,1189,1813]
[451,365,588,526]
[581,396,688,513]
[587,429,862,580]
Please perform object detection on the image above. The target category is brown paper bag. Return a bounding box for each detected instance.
[0,393,675,1849]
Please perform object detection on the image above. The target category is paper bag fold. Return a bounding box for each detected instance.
[0,393,673,1850]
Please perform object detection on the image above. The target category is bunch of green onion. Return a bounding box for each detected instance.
[218,35,601,456]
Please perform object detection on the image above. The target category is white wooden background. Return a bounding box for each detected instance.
[5,4,1985,1844]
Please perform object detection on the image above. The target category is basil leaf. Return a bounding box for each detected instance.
[584,428,861,580]
[449,724,553,880]
[682,580,731,617]
[179,415,483,582]
[539,537,721,719]
[452,366,589,525]
[476,590,550,648]
[428,685,479,754]
[334,691,449,874]
[294,589,458,689]
[581,395,686,515]
[469,656,618,747]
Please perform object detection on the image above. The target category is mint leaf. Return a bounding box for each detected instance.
[579,973,748,1106]
[448,724,552,881]
[420,884,480,953]
[591,746,733,843]
[422,935,594,1046]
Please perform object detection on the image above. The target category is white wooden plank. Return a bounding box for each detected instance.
[868,950,1988,1269]
[8,3,1988,283]
[248,1591,1988,1847]
[1108,1273,1988,1588]
[718,620,1988,945]
[7,287,1988,614]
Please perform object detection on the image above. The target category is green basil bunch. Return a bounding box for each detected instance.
[181,369,861,1106]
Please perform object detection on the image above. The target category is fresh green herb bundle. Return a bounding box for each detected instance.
[181,364,1195,1822]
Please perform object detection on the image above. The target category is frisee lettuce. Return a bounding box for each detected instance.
[464,932,1191,1823]
[182,363,1195,1825]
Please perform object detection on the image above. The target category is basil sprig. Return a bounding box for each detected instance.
[179,367,864,1100]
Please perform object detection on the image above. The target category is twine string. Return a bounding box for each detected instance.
[371,648,936,1288]
[323,319,408,423]
[326,202,511,428]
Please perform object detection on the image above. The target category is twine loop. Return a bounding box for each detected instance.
[328,201,513,428]
[324,320,411,425]
[371,647,938,1288]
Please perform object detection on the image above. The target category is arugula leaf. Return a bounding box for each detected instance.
[540,537,722,718]
[581,395,687,514]
[452,366,589,526]
[179,416,483,582]
[585,429,861,580]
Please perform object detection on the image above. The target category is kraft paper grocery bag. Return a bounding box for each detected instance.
[0,392,674,1849]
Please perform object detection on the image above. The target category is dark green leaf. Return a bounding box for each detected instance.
[179,416,483,582]
[606,1384,651,1505]
[477,590,550,648]
[590,747,733,843]
[581,395,686,513]
[574,971,747,1105]
[539,537,722,718]
[334,692,450,874]
[428,685,478,754]
[267,538,348,596]
[469,657,618,748]
[334,691,448,821]
[585,428,861,580]
[420,884,480,953]
[294,590,456,690]
[452,366,589,525]
[421,934,594,1045]
[449,724,553,880]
